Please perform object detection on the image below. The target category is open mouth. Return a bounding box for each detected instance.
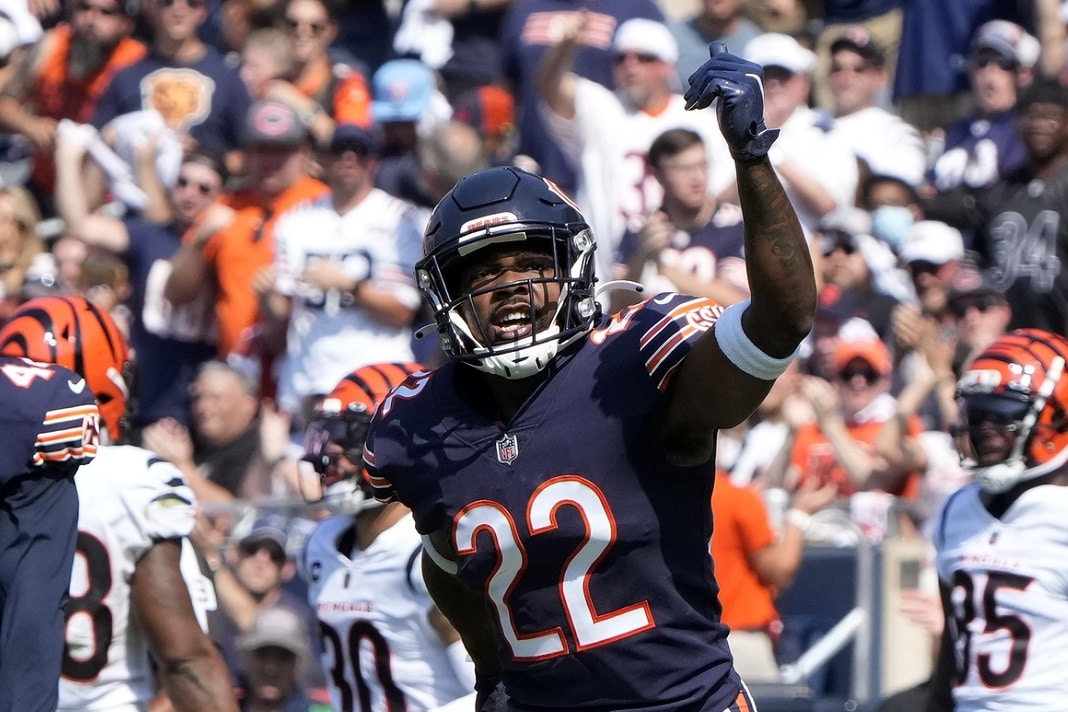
[491,306,535,342]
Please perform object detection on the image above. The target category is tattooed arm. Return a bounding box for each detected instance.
[662,44,815,464]
[131,540,238,712]
[665,159,815,460]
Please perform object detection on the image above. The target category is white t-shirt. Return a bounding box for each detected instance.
[299,514,472,712]
[932,483,1068,711]
[273,190,425,412]
[541,77,736,299]
[59,445,199,712]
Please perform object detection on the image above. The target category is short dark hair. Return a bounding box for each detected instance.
[646,128,703,171]
[1018,77,1068,110]
[182,148,229,185]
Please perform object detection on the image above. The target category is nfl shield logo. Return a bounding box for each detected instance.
[496,433,519,465]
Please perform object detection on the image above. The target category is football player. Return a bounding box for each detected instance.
[297,361,476,712]
[0,296,238,712]
[363,44,816,710]
[927,329,1068,711]
[0,311,99,712]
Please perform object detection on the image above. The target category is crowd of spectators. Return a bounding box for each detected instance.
[1,0,1068,704]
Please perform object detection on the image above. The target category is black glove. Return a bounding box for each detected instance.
[684,41,779,162]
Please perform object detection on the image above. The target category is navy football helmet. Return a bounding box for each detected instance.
[416,166,598,379]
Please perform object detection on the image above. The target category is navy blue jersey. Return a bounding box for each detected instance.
[0,356,99,485]
[929,109,1026,192]
[91,49,251,157]
[366,295,741,711]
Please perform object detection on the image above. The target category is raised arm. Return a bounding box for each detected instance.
[131,539,239,712]
[533,11,585,120]
[664,44,816,463]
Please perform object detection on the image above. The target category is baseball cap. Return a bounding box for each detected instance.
[239,513,288,559]
[452,85,515,137]
[742,33,817,75]
[817,206,871,255]
[972,20,1040,69]
[897,220,964,265]
[612,18,678,65]
[243,100,309,148]
[829,26,886,68]
[328,123,380,154]
[238,606,309,658]
[833,331,892,376]
[372,59,434,123]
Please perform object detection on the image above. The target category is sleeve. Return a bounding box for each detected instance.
[33,378,100,468]
[130,454,198,543]
[625,293,725,391]
[733,485,777,555]
[369,206,422,309]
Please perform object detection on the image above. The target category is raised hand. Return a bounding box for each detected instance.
[684,42,778,162]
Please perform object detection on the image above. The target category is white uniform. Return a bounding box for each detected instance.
[932,483,1068,711]
[273,191,425,414]
[767,105,858,239]
[541,77,736,297]
[59,445,199,712]
[299,514,470,712]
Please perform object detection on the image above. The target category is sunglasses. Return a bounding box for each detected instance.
[838,367,881,385]
[950,293,1003,319]
[284,17,326,36]
[158,0,206,8]
[613,51,659,65]
[239,541,286,564]
[75,1,124,15]
[176,175,215,195]
[829,62,875,75]
[907,260,942,277]
[822,240,857,257]
[973,56,1017,71]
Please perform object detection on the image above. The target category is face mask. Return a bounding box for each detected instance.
[870,206,914,251]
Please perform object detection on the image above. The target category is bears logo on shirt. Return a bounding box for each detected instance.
[140,68,216,131]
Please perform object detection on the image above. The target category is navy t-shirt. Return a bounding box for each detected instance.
[122,218,217,426]
[92,48,251,157]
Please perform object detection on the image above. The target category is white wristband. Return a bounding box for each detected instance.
[445,639,476,691]
[714,300,797,380]
[785,508,813,533]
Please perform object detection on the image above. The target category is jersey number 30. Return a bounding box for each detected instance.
[455,475,655,661]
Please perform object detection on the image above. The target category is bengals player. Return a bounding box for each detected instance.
[297,362,476,712]
[0,296,237,712]
[929,329,1068,711]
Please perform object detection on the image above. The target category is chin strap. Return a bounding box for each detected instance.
[594,280,645,299]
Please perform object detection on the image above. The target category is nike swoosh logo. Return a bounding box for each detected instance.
[68,378,86,394]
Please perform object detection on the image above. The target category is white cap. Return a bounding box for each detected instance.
[613,18,678,65]
[898,220,965,265]
[973,20,1040,69]
[742,33,817,75]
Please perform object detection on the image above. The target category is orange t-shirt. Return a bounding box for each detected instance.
[296,63,372,127]
[711,472,779,632]
[30,26,147,190]
[201,174,328,356]
[790,414,924,499]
